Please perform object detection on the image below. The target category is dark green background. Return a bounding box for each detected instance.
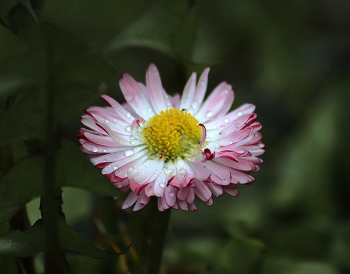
[0,0,349,273]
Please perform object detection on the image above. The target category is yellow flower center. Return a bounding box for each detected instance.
[142,109,202,162]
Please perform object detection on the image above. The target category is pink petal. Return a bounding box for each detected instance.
[146,63,167,113]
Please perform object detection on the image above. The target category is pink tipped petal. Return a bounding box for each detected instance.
[101,94,134,123]
[122,192,138,209]
[178,200,189,211]
[146,63,167,112]
[190,68,210,115]
[179,72,197,111]
[194,180,212,202]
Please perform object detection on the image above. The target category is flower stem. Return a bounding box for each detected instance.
[40,31,70,274]
[147,205,171,274]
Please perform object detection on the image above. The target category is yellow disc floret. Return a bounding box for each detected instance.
[142,109,202,162]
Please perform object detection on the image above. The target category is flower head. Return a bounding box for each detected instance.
[79,64,264,211]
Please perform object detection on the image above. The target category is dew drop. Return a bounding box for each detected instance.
[128,167,135,172]
[206,137,211,141]
[229,141,233,144]
[126,112,131,118]
[166,102,172,107]
[130,140,136,145]
[104,119,109,123]
[108,165,112,168]
[191,100,199,109]
[125,126,131,132]
[125,92,134,101]
[160,183,165,188]
[137,173,142,176]
[92,146,98,152]
[200,81,205,86]
[155,72,159,76]
[168,192,175,198]
[145,164,149,168]
[113,166,118,170]
[124,150,134,156]
[237,111,243,117]
[206,111,213,118]
[155,170,159,174]
[103,149,107,153]
[225,118,229,123]
[114,157,117,161]
[124,174,128,177]
[148,108,152,112]
[113,118,117,122]
[212,126,216,129]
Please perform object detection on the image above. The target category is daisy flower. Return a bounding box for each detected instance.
[78,64,264,211]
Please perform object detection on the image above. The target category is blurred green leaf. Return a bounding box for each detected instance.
[0,76,25,98]
[0,219,44,257]
[0,218,122,258]
[272,92,338,216]
[218,223,264,274]
[0,87,46,145]
[58,218,123,259]
[107,0,190,57]
[262,256,338,274]
[56,141,121,197]
[0,156,44,224]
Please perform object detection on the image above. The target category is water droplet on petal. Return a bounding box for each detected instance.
[229,141,233,144]
[191,100,199,109]
[148,108,152,112]
[168,192,174,198]
[155,170,159,174]
[237,111,243,117]
[212,126,216,129]
[200,81,205,86]
[137,173,142,176]
[166,102,172,107]
[103,149,107,153]
[92,146,98,152]
[145,164,149,168]
[124,150,134,156]
[126,112,131,118]
[125,126,131,132]
[160,183,165,188]
[125,92,134,101]
[128,167,135,172]
[155,72,159,76]
[225,118,229,123]
[206,111,213,118]
[114,157,117,161]
[130,140,136,145]
[104,119,109,123]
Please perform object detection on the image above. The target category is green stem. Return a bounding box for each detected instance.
[147,206,171,274]
[40,31,70,274]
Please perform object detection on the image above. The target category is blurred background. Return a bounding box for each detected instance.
[0,0,350,273]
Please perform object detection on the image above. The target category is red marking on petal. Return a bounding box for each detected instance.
[199,124,206,148]
[157,152,164,158]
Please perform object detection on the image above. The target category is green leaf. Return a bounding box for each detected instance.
[0,87,46,146]
[0,76,26,99]
[262,256,338,274]
[0,219,44,257]
[58,218,123,259]
[56,141,121,197]
[0,218,123,258]
[0,157,44,224]
[171,1,197,61]
[107,0,190,57]
[218,223,264,274]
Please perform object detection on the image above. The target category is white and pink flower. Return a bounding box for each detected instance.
[79,64,264,211]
